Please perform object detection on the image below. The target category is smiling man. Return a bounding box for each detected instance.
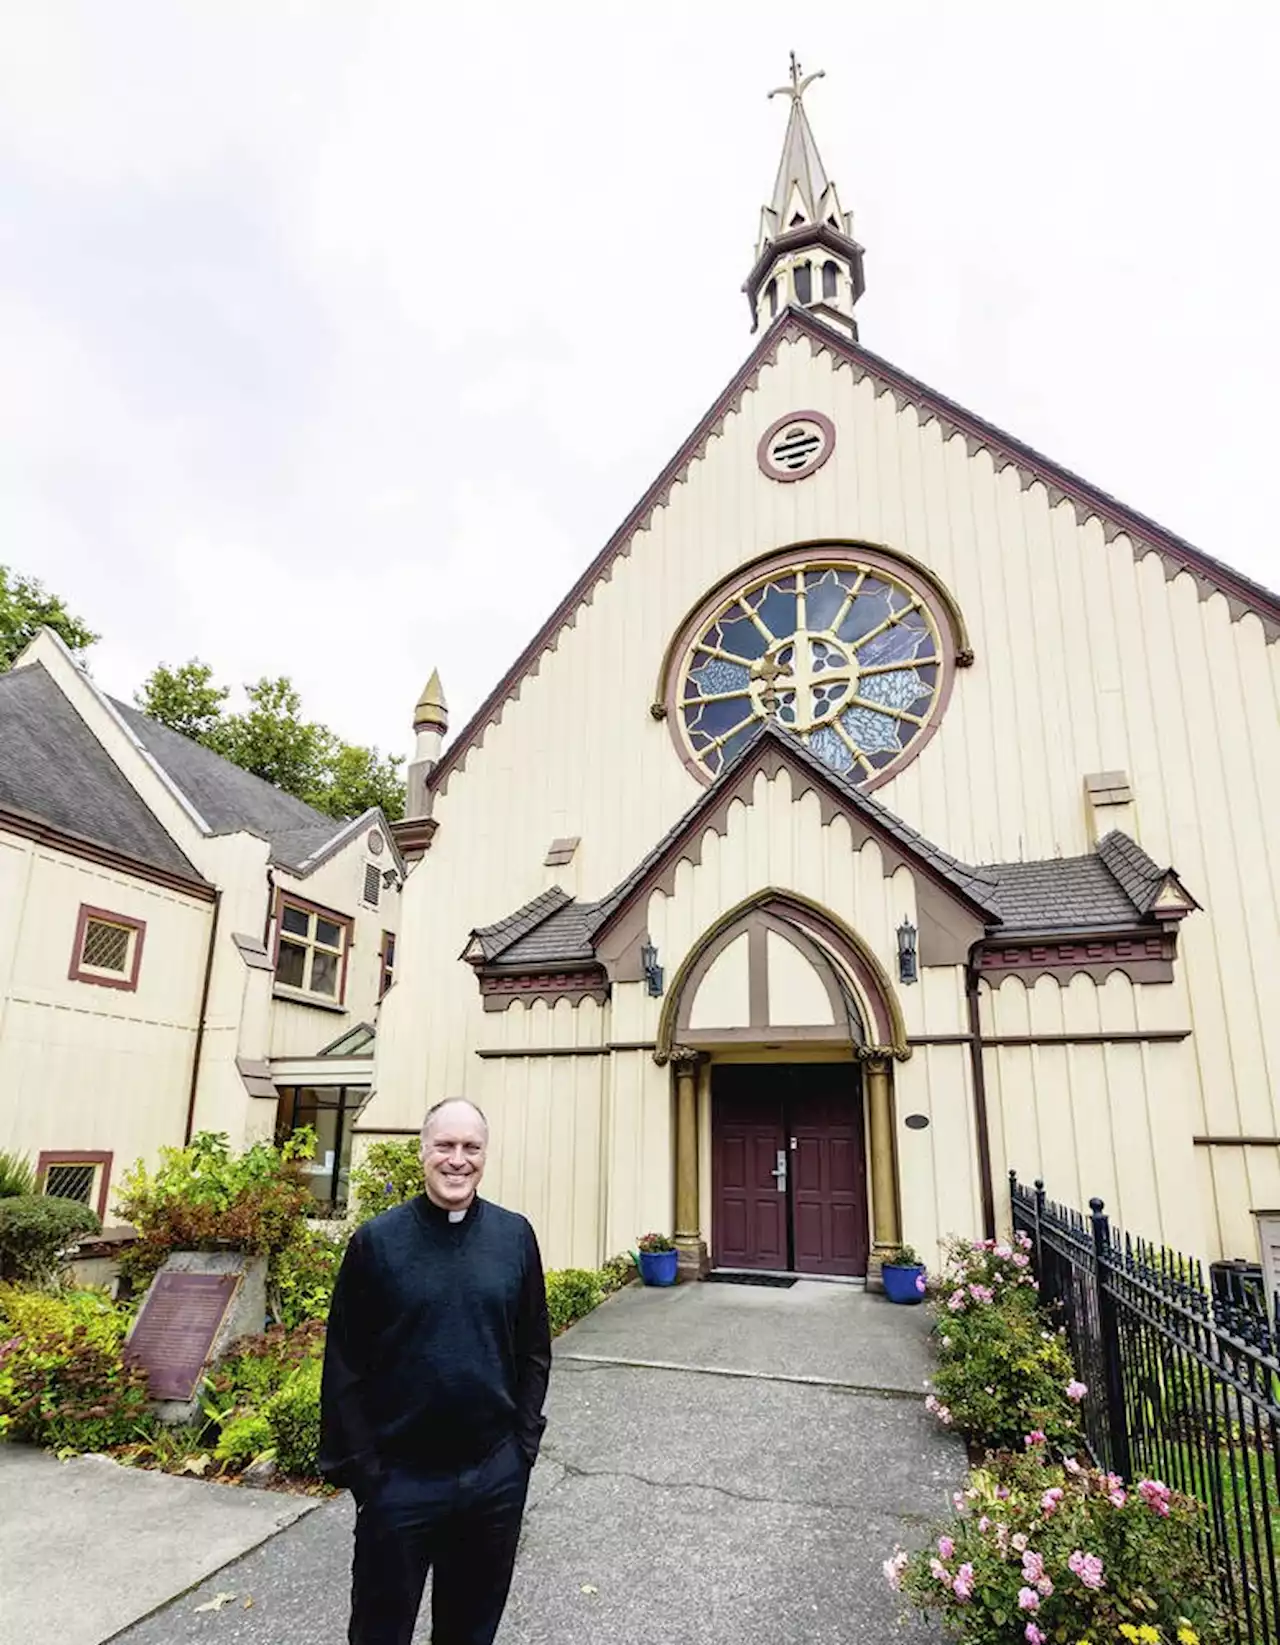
[320,1098,551,1645]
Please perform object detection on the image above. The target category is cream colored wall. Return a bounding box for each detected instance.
[0,829,212,1215]
[375,329,1280,1264]
[689,933,750,1029]
[767,931,836,1026]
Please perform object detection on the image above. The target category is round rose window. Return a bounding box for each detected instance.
[676,557,946,782]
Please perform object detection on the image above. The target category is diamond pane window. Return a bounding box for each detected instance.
[82,918,130,973]
[45,1163,95,1204]
[677,558,946,783]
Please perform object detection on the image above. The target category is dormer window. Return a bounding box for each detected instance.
[793,262,812,305]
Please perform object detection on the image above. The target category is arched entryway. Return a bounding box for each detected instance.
[655,890,909,1282]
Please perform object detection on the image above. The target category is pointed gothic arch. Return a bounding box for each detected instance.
[654,887,909,1065]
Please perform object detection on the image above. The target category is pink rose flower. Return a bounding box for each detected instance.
[1024,1430,1046,1449]
[1024,1627,1045,1645]
[1066,1379,1088,1402]
[882,1550,908,1590]
[1013,1251,1031,1267]
[947,1289,966,1312]
[937,1536,955,1560]
[978,1515,990,1532]
[1021,1550,1044,1583]
[929,1558,952,1588]
[952,1562,975,1602]
[1068,1549,1105,1589]
[1138,1479,1172,1517]
[1040,1487,1064,1514]
[1036,1575,1054,1597]
[1011,1532,1028,1553]
[1017,1586,1040,1612]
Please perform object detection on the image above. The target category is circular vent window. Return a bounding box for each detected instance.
[757,410,835,483]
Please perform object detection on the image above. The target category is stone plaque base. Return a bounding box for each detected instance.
[127,1251,267,1424]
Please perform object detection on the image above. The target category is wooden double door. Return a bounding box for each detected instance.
[711,1063,869,1277]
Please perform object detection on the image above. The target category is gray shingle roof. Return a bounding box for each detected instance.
[0,665,204,882]
[112,699,346,871]
[467,725,1193,969]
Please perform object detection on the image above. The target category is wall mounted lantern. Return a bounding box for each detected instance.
[896,918,918,985]
[641,940,664,998]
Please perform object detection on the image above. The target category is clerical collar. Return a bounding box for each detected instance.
[415,1193,480,1227]
[448,1209,465,1223]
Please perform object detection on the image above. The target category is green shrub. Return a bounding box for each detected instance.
[270,1222,348,1328]
[599,1252,637,1294]
[214,1410,274,1468]
[0,1195,100,1282]
[349,1139,422,1223]
[546,1268,605,1336]
[0,1282,153,1451]
[208,1320,325,1407]
[0,1150,35,1199]
[264,1358,322,1476]
[893,1448,1226,1644]
[115,1129,314,1289]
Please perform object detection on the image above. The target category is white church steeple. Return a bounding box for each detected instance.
[745,55,865,338]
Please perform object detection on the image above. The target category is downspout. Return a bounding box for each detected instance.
[965,944,997,1239]
[184,889,222,1145]
[262,867,276,946]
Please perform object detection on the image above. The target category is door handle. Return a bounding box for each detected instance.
[771,1148,787,1191]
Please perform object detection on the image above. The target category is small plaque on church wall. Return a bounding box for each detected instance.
[904,1113,930,1130]
[126,1271,239,1400]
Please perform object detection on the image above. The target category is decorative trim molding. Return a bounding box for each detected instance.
[976,928,1178,986]
[478,967,610,1012]
[391,815,438,861]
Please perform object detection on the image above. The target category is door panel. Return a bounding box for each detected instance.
[789,1071,868,1276]
[712,1069,785,1270]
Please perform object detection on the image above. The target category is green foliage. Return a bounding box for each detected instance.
[895,1449,1226,1644]
[270,1222,349,1328]
[349,1139,423,1223]
[884,1244,922,1267]
[545,1268,605,1336]
[598,1252,637,1294]
[926,1234,1081,1454]
[0,1283,153,1451]
[135,661,404,822]
[264,1357,322,1476]
[637,1231,675,1253]
[115,1130,314,1288]
[206,1321,325,1408]
[0,1150,36,1199]
[134,659,228,741]
[0,564,97,671]
[0,1195,100,1282]
[214,1410,274,1468]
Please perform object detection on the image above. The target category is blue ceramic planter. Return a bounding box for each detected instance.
[882,1263,927,1304]
[638,1247,679,1286]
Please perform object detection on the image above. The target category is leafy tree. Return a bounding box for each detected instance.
[0,565,97,671]
[135,663,405,822]
[134,660,228,741]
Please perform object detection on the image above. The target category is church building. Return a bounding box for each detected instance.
[367,63,1280,1288]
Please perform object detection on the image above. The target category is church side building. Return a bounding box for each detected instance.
[368,64,1280,1288]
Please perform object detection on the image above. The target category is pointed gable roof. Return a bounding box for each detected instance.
[429,308,1280,801]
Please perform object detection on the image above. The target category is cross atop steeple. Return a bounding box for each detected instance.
[743,58,866,339]
[768,52,824,105]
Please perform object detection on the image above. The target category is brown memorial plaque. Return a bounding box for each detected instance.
[127,1271,239,1399]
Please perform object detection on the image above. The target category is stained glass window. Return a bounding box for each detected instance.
[677,560,944,782]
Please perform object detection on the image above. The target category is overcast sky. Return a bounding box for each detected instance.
[5,3,1277,763]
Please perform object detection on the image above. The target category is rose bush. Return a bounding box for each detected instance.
[890,1448,1225,1643]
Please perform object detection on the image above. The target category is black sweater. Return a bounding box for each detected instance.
[318,1194,551,1494]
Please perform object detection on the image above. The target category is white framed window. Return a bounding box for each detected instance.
[274,896,351,1003]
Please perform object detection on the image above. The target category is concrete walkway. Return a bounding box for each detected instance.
[12,1280,959,1644]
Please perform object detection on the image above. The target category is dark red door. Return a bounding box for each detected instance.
[711,1072,786,1270]
[790,1069,869,1277]
[712,1064,868,1277]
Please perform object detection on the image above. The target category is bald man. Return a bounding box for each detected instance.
[320,1099,551,1645]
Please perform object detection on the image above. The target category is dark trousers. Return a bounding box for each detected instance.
[349,1436,531,1645]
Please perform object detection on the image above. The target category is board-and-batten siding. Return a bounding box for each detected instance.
[373,333,1280,1267]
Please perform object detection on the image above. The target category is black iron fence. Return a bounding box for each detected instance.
[1009,1171,1280,1645]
